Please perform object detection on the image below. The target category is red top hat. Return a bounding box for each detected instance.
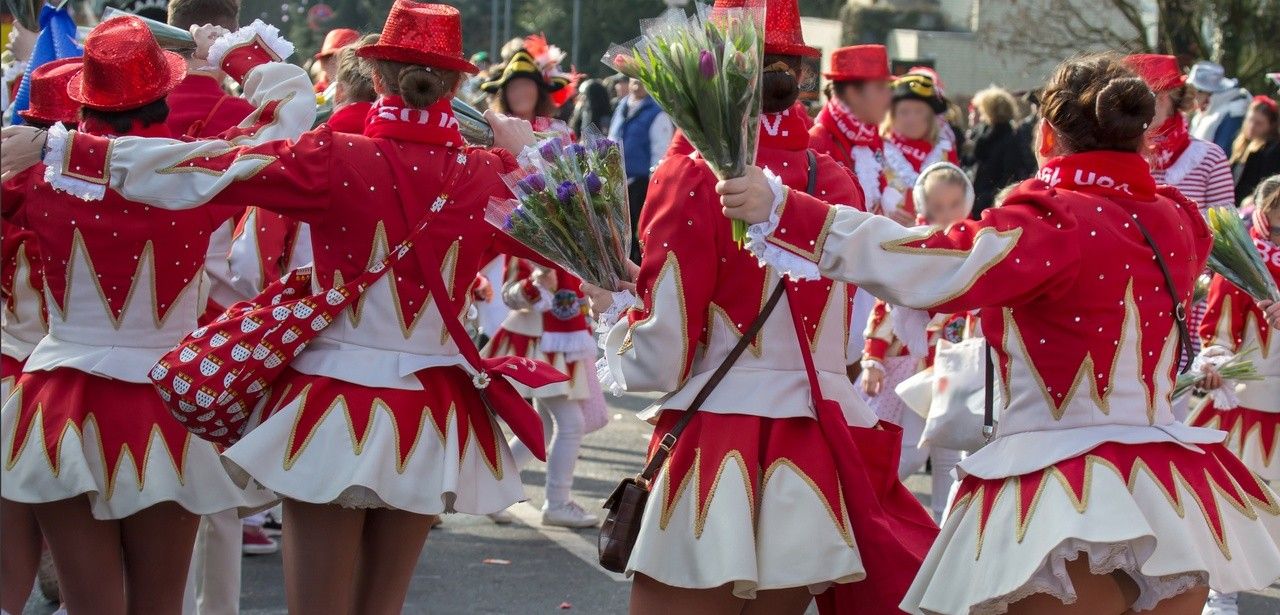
[19,57,83,124]
[714,0,820,58]
[1125,54,1186,92]
[67,16,186,111]
[825,45,891,82]
[314,28,360,60]
[358,1,478,75]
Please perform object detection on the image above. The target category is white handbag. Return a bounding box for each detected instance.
[917,337,998,452]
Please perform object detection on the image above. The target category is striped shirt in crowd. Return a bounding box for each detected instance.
[1151,139,1237,212]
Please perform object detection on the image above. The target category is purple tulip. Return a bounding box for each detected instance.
[698,50,716,79]
[555,180,579,204]
[539,140,562,162]
[594,138,616,153]
[566,143,587,160]
[521,173,546,193]
[584,172,603,195]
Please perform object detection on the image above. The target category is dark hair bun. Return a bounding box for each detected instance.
[1094,76,1155,145]
[760,54,801,114]
[398,66,449,109]
[1041,54,1156,153]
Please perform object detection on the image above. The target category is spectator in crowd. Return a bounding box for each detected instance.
[604,73,629,110]
[608,77,674,262]
[965,86,1037,217]
[878,72,957,219]
[470,51,491,73]
[481,48,567,131]
[1128,54,1236,212]
[569,79,612,136]
[1189,60,1252,154]
[312,28,359,95]
[326,35,379,134]
[1231,96,1280,204]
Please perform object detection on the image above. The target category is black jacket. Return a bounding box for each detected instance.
[965,121,1038,217]
[1233,139,1280,204]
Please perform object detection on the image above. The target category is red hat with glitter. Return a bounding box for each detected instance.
[314,28,360,60]
[713,0,820,58]
[1124,54,1186,92]
[357,1,478,74]
[825,44,891,82]
[19,57,82,124]
[67,16,186,111]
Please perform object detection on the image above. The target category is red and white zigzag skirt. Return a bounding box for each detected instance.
[902,441,1280,614]
[1,367,274,519]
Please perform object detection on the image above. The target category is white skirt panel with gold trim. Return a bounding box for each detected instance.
[221,368,526,515]
[902,441,1280,615]
[625,411,866,599]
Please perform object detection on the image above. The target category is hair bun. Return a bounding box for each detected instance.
[398,66,448,109]
[1094,76,1155,144]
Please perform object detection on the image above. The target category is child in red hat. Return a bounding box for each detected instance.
[0,14,311,614]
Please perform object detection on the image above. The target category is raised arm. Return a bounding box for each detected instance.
[36,21,319,211]
[723,167,1079,313]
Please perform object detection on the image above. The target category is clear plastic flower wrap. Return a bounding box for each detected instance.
[486,127,633,291]
[1207,207,1280,303]
[604,0,764,245]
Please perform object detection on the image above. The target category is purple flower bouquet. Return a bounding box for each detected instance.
[487,127,633,291]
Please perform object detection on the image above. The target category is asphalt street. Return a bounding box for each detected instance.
[22,391,1280,614]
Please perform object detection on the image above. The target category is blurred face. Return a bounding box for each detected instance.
[629,79,647,99]
[922,181,969,226]
[1151,90,1174,129]
[320,56,339,81]
[614,79,629,99]
[1194,89,1212,112]
[892,99,934,140]
[1267,208,1280,242]
[1243,107,1275,141]
[839,80,892,124]
[504,77,540,120]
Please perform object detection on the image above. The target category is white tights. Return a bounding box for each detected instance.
[508,394,586,507]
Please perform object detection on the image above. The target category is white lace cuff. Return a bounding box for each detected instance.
[42,123,106,201]
[596,355,625,396]
[860,358,885,373]
[207,19,295,70]
[595,289,637,330]
[745,168,821,281]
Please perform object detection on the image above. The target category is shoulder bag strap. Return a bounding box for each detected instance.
[1130,214,1195,374]
[636,150,820,483]
[983,341,995,439]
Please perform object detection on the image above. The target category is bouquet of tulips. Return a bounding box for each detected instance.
[1173,345,1262,401]
[486,128,632,291]
[605,1,765,244]
[1206,207,1280,303]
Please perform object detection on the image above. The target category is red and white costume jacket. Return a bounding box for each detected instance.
[1191,226,1280,479]
[751,150,1280,613]
[809,98,877,213]
[484,258,595,399]
[750,150,1219,478]
[1,170,48,396]
[1147,114,1236,212]
[603,105,871,424]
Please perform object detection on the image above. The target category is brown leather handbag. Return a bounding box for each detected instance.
[597,151,818,573]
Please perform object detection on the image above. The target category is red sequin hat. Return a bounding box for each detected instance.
[357,1,478,74]
[714,0,820,57]
[1125,54,1186,92]
[825,45,891,82]
[19,57,83,124]
[67,16,186,111]
[314,28,360,60]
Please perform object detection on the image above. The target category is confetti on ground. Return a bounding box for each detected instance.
[482,558,511,565]
[559,602,572,609]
